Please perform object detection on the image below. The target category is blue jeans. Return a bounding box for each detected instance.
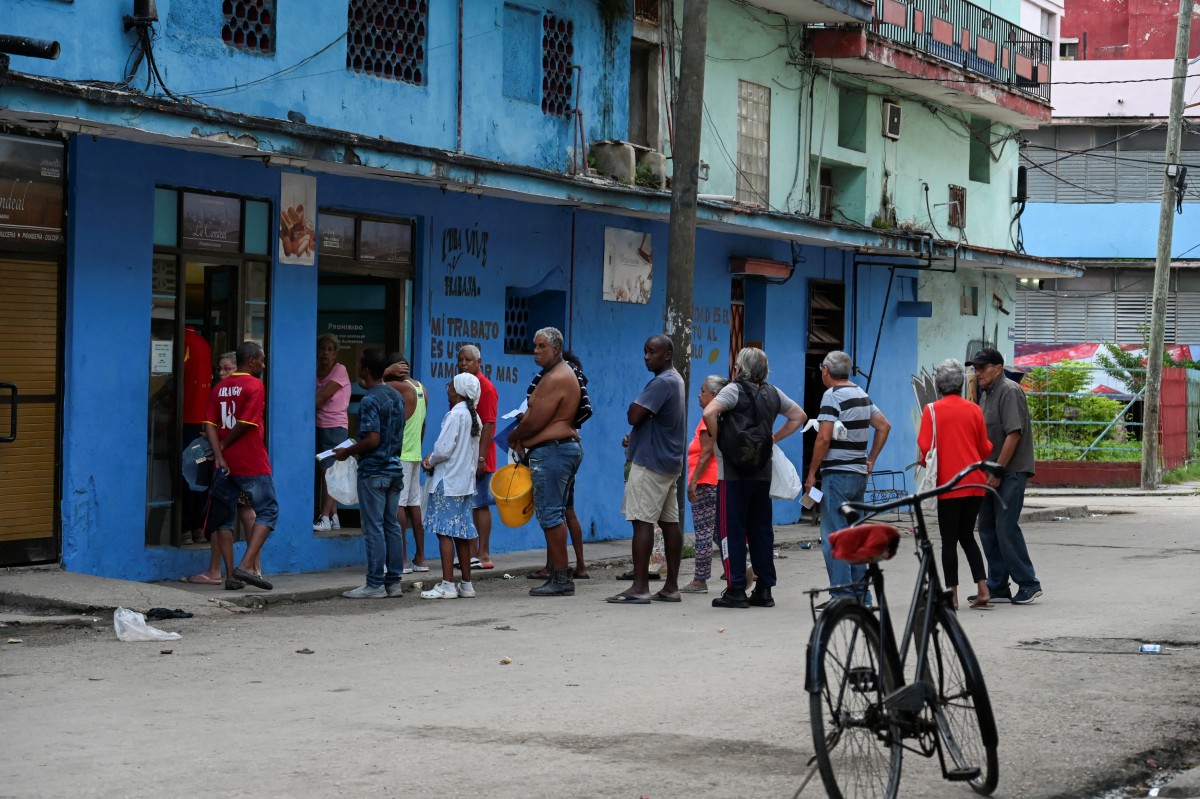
[358,473,405,588]
[527,439,583,529]
[820,471,870,601]
[209,472,278,531]
[977,472,1040,594]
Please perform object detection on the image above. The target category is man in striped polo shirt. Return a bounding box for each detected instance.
[804,350,891,610]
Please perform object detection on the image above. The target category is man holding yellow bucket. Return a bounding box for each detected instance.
[509,327,583,598]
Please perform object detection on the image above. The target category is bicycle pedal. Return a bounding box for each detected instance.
[945,767,981,781]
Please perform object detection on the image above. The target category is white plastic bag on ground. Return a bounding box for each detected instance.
[769,445,802,500]
[325,457,359,506]
[113,607,182,642]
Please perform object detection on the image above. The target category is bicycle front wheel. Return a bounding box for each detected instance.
[926,606,999,795]
[809,601,903,799]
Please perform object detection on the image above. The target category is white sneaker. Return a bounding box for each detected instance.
[331,513,341,530]
[457,581,476,598]
[313,515,332,532]
[342,583,386,599]
[420,581,457,600]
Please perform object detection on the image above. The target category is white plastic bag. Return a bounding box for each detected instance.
[769,445,802,500]
[325,457,359,506]
[113,607,182,642]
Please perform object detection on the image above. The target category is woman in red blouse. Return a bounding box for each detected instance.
[918,359,994,609]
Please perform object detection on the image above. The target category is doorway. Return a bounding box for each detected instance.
[147,189,271,548]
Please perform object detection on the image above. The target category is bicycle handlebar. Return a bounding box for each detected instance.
[839,461,1006,524]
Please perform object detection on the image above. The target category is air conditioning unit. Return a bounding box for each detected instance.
[882,102,902,140]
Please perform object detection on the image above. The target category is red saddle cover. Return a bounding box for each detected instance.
[828,524,901,565]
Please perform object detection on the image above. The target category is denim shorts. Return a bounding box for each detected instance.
[473,473,495,509]
[209,471,278,532]
[526,438,582,529]
[316,426,348,469]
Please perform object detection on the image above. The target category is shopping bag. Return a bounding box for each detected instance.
[325,457,359,506]
[769,445,802,500]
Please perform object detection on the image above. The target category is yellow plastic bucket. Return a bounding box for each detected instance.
[491,463,534,527]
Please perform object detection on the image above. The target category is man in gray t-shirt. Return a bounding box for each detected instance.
[609,335,687,604]
[970,347,1042,605]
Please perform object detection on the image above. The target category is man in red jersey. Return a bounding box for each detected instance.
[181,326,212,545]
[203,341,276,591]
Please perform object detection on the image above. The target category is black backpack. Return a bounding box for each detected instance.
[718,381,781,474]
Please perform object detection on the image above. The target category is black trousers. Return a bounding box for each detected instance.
[936,495,987,587]
[716,478,776,590]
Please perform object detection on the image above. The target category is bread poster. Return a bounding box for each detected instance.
[278,171,316,266]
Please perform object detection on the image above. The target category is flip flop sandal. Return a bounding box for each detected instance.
[605,592,651,604]
[651,591,682,603]
[469,557,483,569]
[224,579,245,591]
[411,564,430,572]
[526,570,551,580]
[234,568,273,591]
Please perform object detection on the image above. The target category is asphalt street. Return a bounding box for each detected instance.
[2,493,1199,799]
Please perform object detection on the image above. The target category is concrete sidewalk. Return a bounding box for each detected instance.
[0,493,1094,623]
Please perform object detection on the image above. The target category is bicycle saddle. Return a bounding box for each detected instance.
[829,524,901,564]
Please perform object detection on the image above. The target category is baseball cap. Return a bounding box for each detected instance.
[969,347,1004,367]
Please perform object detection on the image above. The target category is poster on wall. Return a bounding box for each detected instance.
[0,135,64,251]
[278,171,316,265]
[602,227,653,304]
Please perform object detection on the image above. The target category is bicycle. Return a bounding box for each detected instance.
[803,460,1005,799]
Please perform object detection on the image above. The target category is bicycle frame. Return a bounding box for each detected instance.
[805,461,1006,770]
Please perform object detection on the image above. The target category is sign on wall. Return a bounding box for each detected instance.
[181,192,241,253]
[0,135,64,251]
[278,172,316,265]
[603,227,653,304]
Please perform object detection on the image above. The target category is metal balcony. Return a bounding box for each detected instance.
[811,0,1051,126]
[873,0,1051,102]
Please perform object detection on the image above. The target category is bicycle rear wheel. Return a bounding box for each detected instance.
[925,606,999,795]
[809,601,903,799]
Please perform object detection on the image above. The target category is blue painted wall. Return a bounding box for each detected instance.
[7,0,628,173]
[58,132,919,579]
[1023,203,1166,258]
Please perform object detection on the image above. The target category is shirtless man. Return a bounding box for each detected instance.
[384,355,429,573]
[509,327,583,597]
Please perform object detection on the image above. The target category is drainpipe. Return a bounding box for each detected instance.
[456,0,463,153]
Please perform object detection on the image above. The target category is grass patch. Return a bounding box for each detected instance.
[1162,461,1200,484]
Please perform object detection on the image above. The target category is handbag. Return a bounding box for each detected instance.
[917,404,939,510]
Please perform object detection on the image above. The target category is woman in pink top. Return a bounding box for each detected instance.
[315,334,352,532]
[681,375,728,593]
[918,359,994,609]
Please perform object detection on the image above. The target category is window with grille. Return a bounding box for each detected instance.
[542,14,575,117]
[736,80,771,205]
[346,0,428,86]
[222,0,275,54]
[948,185,966,228]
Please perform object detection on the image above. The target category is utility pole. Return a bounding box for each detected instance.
[664,0,709,515]
[665,0,709,387]
[1143,0,1194,489]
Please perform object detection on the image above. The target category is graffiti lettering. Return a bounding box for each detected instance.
[444,275,481,297]
[441,224,489,271]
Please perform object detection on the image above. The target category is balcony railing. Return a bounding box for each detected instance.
[634,0,660,25]
[873,0,1051,102]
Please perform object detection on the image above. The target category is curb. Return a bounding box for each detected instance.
[1020,504,1091,523]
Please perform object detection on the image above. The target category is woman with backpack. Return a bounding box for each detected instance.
[701,347,807,609]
